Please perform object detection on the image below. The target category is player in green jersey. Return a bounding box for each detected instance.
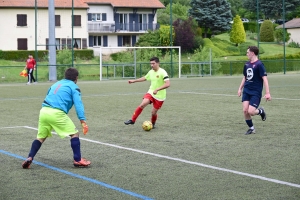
[124,57,170,128]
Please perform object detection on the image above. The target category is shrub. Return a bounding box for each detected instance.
[211,37,240,55]
[274,28,291,43]
[288,40,300,48]
[259,20,274,42]
[230,15,246,46]
[193,35,204,50]
[202,38,226,57]
[243,22,260,33]
[56,48,72,80]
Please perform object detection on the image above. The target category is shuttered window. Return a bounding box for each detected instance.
[17,14,27,26]
[17,38,27,50]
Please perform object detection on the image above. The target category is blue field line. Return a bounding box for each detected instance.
[0,149,153,200]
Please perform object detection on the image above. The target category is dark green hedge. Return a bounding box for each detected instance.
[0,50,94,61]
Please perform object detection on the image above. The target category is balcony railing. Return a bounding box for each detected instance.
[87,22,159,33]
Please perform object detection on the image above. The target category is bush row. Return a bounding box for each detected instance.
[206,38,265,56]
[0,50,94,61]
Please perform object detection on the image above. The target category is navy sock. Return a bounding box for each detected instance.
[71,137,81,162]
[28,140,42,159]
[245,119,253,128]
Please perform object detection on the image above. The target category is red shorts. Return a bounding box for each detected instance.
[143,93,164,110]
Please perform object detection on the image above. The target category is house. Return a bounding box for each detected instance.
[276,18,300,44]
[0,0,165,55]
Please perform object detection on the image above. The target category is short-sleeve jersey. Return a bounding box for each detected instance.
[42,79,86,120]
[243,60,267,96]
[144,67,169,101]
[26,58,36,69]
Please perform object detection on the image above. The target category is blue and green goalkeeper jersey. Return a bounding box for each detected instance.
[42,79,86,120]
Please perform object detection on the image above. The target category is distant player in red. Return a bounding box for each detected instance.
[24,54,36,85]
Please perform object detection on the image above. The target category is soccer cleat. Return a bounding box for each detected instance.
[22,157,33,169]
[26,82,31,85]
[245,128,256,135]
[124,119,135,125]
[73,158,91,167]
[152,123,155,129]
[259,107,266,121]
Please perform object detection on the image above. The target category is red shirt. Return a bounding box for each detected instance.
[26,58,36,69]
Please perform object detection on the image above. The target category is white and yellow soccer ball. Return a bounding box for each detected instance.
[142,121,153,131]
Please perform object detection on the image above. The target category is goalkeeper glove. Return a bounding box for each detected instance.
[80,120,89,135]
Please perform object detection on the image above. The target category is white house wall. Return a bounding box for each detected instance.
[88,5,114,23]
[0,8,87,50]
[287,28,300,44]
[0,9,36,50]
[0,6,159,52]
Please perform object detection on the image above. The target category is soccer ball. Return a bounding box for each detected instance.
[142,121,153,131]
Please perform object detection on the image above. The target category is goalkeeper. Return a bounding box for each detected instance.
[22,67,90,168]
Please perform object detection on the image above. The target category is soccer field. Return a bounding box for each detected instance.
[0,75,299,199]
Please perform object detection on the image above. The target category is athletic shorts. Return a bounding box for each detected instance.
[143,93,164,110]
[242,92,261,108]
[37,107,78,139]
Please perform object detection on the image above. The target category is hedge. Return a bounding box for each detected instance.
[0,49,94,61]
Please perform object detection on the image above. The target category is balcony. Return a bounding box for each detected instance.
[87,22,160,33]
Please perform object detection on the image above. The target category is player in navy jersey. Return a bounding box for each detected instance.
[238,46,271,135]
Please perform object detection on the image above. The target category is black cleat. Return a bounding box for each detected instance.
[259,107,266,121]
[245,128,256,135]
[152,123,155,129]
[124,119,135,125]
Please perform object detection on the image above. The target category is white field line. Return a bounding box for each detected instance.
[179,91,300,101]
[1,125,299,189]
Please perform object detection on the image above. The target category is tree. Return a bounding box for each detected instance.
[157,3,189,25]
[274,28,291,43]
[230,15,246,46]
[159,25,175,46]
[243,0,300,19]
[227,0,243,17]
[259,20,275,42]
[159,0,190,6]
[173,17,196,52]
[135,30,161,46]
[189,0,232,37]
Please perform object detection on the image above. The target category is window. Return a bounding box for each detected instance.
[123,36,131,46]
[139,14,148,30]
[82,38,87,49]
[73,38,81,49]
[88,13,107,21]
[55,39,60,50]
[62,38,67,49]
[17,14,27,26]
[72,15,81,26]
[55,15,61,26]
[46,38,61,50]
[92,13,101,21]
[93,36,101,46]
[18,38,27,50]
[119,14,128,30]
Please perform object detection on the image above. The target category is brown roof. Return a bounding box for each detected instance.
[277,18,300,29]
[0,0,164,9]
[84,0,165,8]
[0,0,87,8]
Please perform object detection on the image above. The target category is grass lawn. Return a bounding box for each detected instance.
[215,33,300,57]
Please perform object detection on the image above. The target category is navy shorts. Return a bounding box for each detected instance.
[242,92,261,108]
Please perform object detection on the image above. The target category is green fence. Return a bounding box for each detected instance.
[1,59,299,83]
